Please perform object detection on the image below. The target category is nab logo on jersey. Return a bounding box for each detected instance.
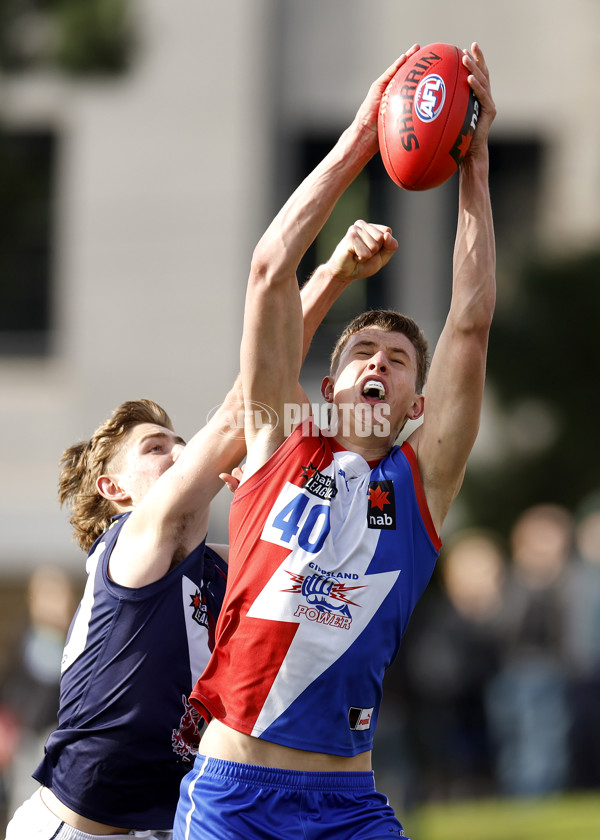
[301,462,337,500]
[367,481,396,530]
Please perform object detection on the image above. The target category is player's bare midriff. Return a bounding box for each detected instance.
[199,718,373,772]
[41,788,130,835]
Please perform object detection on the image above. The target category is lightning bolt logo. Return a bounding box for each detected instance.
[281,570,364,610]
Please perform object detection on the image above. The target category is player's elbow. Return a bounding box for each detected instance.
[250,234,294,293]
[470,299,495,336]
[454,284,495,336]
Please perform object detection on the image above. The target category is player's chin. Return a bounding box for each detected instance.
[353,400,392,437]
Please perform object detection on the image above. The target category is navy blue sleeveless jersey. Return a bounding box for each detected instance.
[33,513,227,830]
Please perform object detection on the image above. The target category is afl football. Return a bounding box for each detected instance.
[378,43,479,190]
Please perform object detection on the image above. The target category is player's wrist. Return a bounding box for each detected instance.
[339,119,378,165]
[322,255,358,285]
[459,146,489,181]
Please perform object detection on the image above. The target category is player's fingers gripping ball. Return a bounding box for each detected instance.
[378,43,479,190]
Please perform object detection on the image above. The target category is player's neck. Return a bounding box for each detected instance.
[331,431,393,462]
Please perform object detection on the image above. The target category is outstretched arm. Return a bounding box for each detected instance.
[220,221,399,492]
[107,379,246,586]
[110,221,398,586]
[241,47,419,478]
[410,43,496,534]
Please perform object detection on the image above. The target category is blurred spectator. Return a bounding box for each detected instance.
[0,566,76,825]
[371,689,415,815]
[388,528,506,801]
[485,504,574,797]
[564,494,600,789]
[0,706,20,832]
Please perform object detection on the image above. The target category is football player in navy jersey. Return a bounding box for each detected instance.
[175,43,496,840]
[4,224,392,839]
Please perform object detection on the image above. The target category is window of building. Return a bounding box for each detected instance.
[288,135,543,375]
[488,138,543,294]
[0,130,56,356]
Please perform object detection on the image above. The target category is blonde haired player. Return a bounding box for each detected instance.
[4,226,388,839]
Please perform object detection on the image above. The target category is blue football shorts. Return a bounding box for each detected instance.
[174,754,410,840]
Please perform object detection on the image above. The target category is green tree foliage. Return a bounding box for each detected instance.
[0,0,133,75]
[53,0,133,75]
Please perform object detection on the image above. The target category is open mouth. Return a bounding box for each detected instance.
[361,379,386,401]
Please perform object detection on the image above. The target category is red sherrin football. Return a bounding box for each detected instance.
[378,43,479,191]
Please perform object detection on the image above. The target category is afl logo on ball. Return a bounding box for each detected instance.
[415,74,446,122]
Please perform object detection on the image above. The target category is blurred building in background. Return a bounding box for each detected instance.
[1,0,599,578]
[1,0,600,825]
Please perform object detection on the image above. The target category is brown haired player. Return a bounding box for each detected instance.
[175,42,496,840]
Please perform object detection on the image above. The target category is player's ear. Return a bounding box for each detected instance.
[321,376,335,403]
[407,394,425,421]
[96,475,129,502]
